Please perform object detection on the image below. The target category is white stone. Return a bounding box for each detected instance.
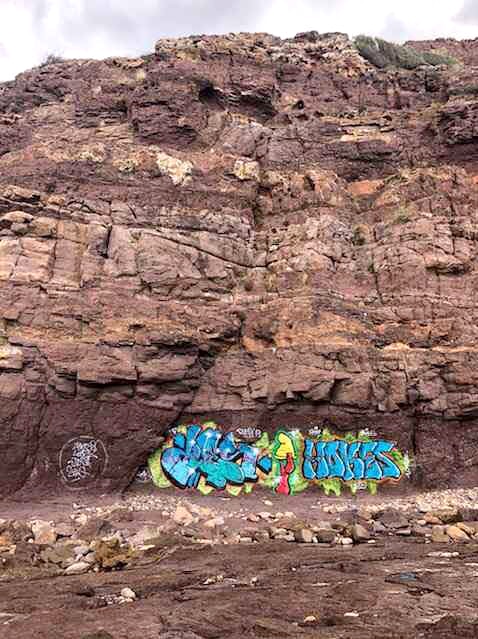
[64,561,90,575]
[120,587,137,601]
[340,537,354,546]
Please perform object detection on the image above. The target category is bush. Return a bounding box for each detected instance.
[422,50,456,66]
[39,53,64,67]
[355,36,456,70]
[354,35,389,68]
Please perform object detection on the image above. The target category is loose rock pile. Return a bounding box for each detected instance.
[2,499,478,579]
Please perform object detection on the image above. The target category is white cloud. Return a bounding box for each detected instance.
[258,0,477,42]
[0,0,475,82]
[457,0,478,24]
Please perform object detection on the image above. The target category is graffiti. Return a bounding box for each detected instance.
[134,465,153,484]
[59,436,108,488]
[158,423,271,491]
[307,426,322,437]
[303,440,401,481]
[148,423,410,497]
[236,427,262,441]
[272,432,297,495]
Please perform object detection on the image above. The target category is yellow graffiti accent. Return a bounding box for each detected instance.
[274,432,296,460]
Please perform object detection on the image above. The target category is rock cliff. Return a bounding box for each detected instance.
[1,31,478,496]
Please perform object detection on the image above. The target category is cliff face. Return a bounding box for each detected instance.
[1,31,478,497]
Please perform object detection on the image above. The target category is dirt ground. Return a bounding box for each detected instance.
[2,487,478,639]
[2,538,478,639]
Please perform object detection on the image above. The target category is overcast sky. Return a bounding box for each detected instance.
[0,0,477,82]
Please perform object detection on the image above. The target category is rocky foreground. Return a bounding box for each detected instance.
[3,32,478,494]
[2,488,478,638]
[3,487,478,575]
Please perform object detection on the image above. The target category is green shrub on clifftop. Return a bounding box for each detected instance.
[355,36,456,70]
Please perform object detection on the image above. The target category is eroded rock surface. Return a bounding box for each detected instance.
[1,32,478,496]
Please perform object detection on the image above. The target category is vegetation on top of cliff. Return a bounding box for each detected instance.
[354,35,456,70]
[39,53,65,67]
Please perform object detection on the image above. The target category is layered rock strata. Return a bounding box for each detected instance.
[1,32,478,495]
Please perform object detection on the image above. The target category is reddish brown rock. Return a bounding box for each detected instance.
[0,32,478,496]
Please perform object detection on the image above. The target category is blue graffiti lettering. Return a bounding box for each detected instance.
[161,424,272,489]
[302,439,401,482]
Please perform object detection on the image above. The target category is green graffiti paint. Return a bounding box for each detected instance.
[148,422,411,496]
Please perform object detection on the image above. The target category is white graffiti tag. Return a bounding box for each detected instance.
[64,440,99,482]
[236,427,262,440]
[60,436,108,487]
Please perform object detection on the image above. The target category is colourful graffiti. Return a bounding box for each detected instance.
[272,432,297,495]
[148,422,410,497]
[303,440,402,482]
[159,423,272,490]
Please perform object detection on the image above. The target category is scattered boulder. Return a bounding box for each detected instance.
[64,561,91,575]
[431,526,450,543]
[55,522,75,537]
[74,584,96,597]
[446,525,470,542]
[456,522,476,536]
[129,526,163,547]
[252,529,270,542]
[340,537,354,546]
[270,527,294,542]
[74,514,89,527]
[120,587,137,601]
[203,516,225,529]
[92,538,134,570]
[372,521,387,534]
[31,520,57,545]
[173,505,194,526]
[257,512,273,521]
[294,528,315,544]
[351,524,371,543]
[314,527,336,544]
[411,525,429,537]
[430,509,461,525]
[77,518,114,541]
[331,519,349,532]
[375,509,410,530]
[40,541,78,567]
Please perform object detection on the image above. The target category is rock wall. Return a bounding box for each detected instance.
[1,32,478,496]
